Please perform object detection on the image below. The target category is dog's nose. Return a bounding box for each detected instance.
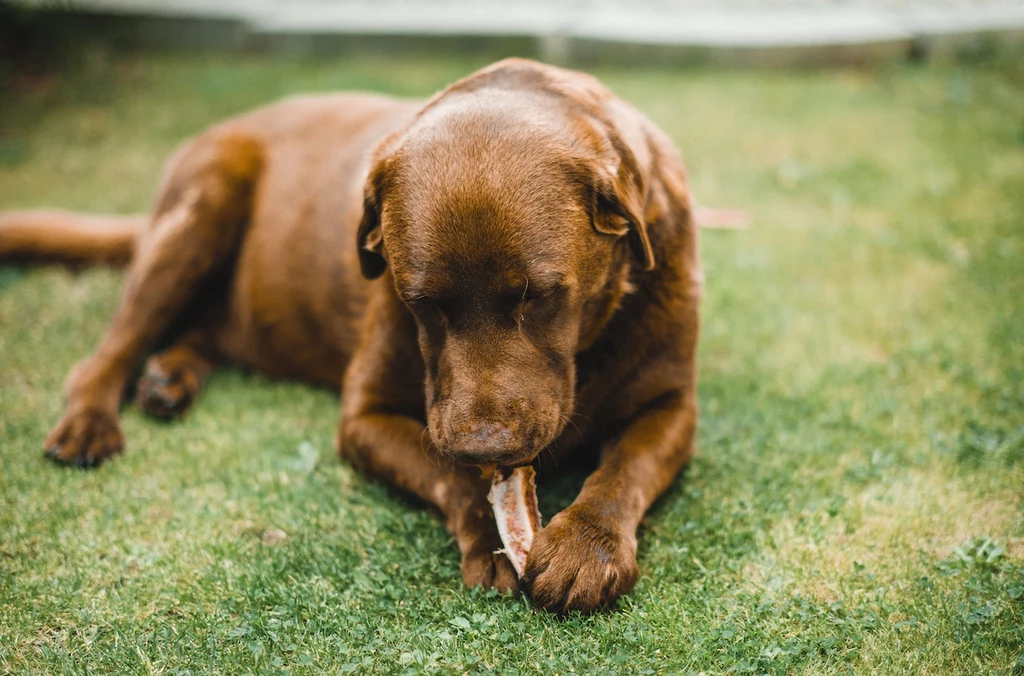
[449,420,519,464]
[466,420,513,446]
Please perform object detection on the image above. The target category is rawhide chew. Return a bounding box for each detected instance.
[487,466,541,578]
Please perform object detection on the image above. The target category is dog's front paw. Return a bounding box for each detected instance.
[460,534,520,594]
[523,503,639,614]
[136,357,200,419]
[44,407,124,468]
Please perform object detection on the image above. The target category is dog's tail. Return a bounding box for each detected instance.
[0,210,144,267]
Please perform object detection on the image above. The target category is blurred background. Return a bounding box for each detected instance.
[1,0,1021,209]
[3,0,1024,71]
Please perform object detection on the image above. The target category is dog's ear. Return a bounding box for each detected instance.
[591,134,655,271]
[356,156,391,280]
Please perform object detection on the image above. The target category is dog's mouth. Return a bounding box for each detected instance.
[475,458,534,479]
[428,414,561,469]
[458,451,539,471]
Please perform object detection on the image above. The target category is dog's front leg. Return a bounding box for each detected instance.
[524,391,697,613]
[340,412,518,592]
[338,284,518,593]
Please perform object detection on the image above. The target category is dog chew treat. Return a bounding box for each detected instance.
[487,466,541,578]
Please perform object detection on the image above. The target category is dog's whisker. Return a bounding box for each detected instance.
[559,414,582,441]
[420,426,442,467]
[542,441,559,469]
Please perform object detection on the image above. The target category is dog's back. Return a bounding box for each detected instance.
[0,93,421,385]
[190,94,421,383]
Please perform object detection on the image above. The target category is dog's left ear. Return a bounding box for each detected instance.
[591,134,655,271]
[356,156,391,280]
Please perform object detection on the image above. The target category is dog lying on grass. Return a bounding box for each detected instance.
[0,58,715,613]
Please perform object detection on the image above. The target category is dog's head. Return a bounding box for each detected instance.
[356,61,655,467]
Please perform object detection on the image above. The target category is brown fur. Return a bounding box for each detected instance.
[0,59,701,614]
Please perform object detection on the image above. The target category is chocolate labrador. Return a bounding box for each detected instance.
[0,59,702,613]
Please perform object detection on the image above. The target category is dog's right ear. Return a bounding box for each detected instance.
[356,156,391,280]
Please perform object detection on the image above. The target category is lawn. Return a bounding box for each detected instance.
[1,47,1022,674]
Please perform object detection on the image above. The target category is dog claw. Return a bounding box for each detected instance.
[145,373,172,387]
[145,387,179,410]
[42,408,125,468]
[137,366,197,419]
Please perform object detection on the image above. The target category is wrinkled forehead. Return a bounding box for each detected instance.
[384,187,581,299]
[381,126,590,298]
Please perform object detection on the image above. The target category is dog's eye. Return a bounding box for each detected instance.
[404,295,449,327]
[521,290,544,304]
[401,292,436,310]
[520,283,555,304]
[515,287,553,324]
[404,295,430,308]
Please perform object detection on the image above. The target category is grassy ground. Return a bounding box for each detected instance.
[1,48,1022,674]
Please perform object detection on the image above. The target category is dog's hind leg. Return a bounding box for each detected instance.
[136,329,219,420]
[44,134,262,467]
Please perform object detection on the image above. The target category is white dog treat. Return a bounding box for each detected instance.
[487,466,541,578]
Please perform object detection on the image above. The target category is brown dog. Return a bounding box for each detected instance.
[0,59,701,613]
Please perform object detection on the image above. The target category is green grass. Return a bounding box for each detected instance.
[1,48,1023,674]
